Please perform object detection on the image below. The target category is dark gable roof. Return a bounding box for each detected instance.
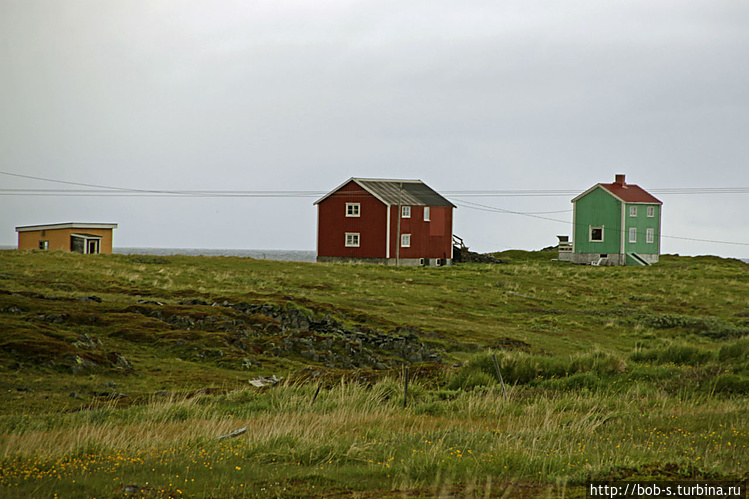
[315,178,456,207]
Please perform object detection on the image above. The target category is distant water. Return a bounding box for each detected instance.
[113,247,316,262]
[2,245,747,264]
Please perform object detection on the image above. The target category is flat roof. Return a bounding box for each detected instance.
[16,222,118,232]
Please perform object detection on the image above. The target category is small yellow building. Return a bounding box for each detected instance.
[16,223,118,254]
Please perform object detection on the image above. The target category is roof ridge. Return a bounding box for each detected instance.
[353,178,422,183]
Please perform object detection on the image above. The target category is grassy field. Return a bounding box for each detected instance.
[0,249,747,497]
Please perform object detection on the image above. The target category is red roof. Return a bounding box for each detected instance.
[599,181,662,204]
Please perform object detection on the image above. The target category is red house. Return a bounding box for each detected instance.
[315,178,456,265]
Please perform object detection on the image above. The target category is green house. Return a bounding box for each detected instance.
[570,174,662,266]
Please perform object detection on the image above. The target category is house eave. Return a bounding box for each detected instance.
[16,223,118,233]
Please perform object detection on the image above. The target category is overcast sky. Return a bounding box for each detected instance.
[2,0,748,258]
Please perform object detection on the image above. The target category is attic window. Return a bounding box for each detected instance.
[423,206,430,221]
[346,203,360,217]
[629,206,637,217]
[647,206,655,217]
[401,206,411,218]
[590,226,604,242]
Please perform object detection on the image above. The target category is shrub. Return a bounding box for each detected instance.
[640,314,748,339]
[630,344,714,365]
[712,374,749,395]
[569,350,627,375]
[718,337,749,361]
[457,371,495,390]
[497,353,541,384]
[448,349,626,389]
[540,372,602,391]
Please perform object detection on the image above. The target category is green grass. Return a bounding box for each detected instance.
[0,249,747,497]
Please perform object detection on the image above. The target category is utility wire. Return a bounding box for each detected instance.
[2,170,747,246]
[2,170,749,197]
[455,199,749,247]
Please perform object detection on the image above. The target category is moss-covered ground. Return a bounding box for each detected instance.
[0,250,747,497]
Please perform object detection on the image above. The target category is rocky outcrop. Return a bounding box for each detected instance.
[223,302,443,369]
[118,300,445,371]
[453,247,506,264]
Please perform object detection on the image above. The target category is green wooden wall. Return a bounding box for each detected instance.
[623,203,660,255]
[573,187,622,255]
[574,186,661,263]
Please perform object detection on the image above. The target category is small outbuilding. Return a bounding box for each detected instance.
[315,178,455,265]
[570,174,662,266]
[16,222,118,254]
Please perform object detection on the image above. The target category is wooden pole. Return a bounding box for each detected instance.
[310,381,322,406]
[492,354,508,400]
[403,364,409,408]
[396,182,402,267]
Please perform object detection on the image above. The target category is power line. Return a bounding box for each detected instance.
[2,170,747,247]
[2,170,749,197]
[0,189,322,198]
[455,199,749,247]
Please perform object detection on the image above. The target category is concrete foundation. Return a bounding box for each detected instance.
[317,256,452,266]
[571,253,659,266]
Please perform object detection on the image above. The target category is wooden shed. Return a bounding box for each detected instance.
[570,174,662,266]
[16,223,118,254]
[315,178,455,265]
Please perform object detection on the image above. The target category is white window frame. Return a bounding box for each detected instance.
[629,206,637,217]
[646,228,654,243]
[629,227,637,243]
[401,233,411,248]
[647,206,655,218]
[589,226,604,242]
[423,206,430,222]
[39,240,49,250]
[345,232,360,247]
[345,203,360,217]
[401,206,411,218]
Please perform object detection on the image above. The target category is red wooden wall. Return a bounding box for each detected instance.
[318,180,454,261]
[317,181,388,258]
[387,205,453,260]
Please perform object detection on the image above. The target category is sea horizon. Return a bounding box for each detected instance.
[1,245,747,264]
[113,247,317,262]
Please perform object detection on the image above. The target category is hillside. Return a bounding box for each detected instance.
[0,250,747,497]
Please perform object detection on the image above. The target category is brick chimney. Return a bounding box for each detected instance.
[614,174,626,186]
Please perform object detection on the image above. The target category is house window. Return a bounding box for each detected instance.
[423,206,430,221]
[401,206,411,218]
[345,203,360,217]
[39,240,49,250]
[401,234,411,248]
[647,206,655,217]
[629,206,637,217]
[629,228,637,243]
[590,226,604,242]
[646,228,654,243]
[345,233,360,247]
